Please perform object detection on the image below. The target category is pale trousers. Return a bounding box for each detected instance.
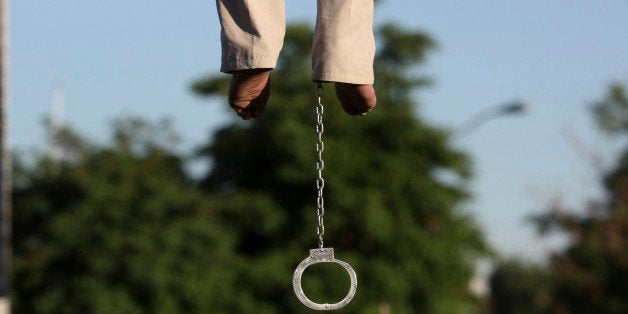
[216,0,376,84]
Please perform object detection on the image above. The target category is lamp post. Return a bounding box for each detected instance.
[455,100,526,138]
[0,0,10,313]
[454,101,526,303]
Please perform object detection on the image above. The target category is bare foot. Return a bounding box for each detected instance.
[228,69,271,120]
[334,83,377,116]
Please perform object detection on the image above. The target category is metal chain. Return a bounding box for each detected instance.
[315,83,325,248]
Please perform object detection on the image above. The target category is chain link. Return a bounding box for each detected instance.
[315,83,325,248]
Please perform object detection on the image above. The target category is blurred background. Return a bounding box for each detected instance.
[2,0,628,313]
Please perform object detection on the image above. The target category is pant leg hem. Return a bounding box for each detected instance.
[311,72,374,85]
[220,56,278,74]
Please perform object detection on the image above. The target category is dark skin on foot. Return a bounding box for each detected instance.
[334,83,377,116]
[228,69,271,120]
[228,69,377,119]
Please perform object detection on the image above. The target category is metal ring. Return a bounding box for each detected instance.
[293,248,357,311]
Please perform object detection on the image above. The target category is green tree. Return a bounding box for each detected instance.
[527,82,628,314]
[192,23,489,313]
[12,118,240,313]
[489,259,551,314]
[593,83,628,136]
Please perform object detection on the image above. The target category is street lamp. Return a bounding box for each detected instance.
[455,100,527,137]
[0,1,9,313]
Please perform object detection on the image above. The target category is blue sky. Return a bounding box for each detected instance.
[11,1,628,261]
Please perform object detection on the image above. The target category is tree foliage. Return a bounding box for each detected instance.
[13,119,239,313]
[489,260,551,314]
[593,83,628,136]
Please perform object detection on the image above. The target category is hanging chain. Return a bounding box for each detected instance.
[293,83,358,311]
[315,83,325,249]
